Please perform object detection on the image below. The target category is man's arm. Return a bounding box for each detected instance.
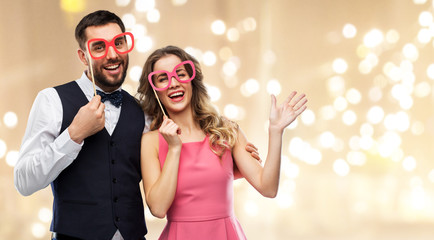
[13,88,82,196]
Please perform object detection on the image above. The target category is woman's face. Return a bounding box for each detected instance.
[151,54,193,115]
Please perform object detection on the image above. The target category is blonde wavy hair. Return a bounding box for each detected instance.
[137,45,238,157]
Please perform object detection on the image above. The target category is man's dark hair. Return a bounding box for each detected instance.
[75,10,126,50]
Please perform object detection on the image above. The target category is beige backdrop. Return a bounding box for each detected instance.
[2,0,434,239]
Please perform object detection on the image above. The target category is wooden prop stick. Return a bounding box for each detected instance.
[152,88,167,117]
[87,48,97,96]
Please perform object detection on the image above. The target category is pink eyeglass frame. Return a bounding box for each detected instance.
[86,32,135,60]
[148,60,196,91]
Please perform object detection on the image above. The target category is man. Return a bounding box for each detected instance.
[14,10,147,240]
[14,9,260,240]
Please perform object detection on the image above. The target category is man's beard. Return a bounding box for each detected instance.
[93,57,129,90]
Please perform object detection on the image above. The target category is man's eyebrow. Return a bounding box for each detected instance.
[90,40,105,45]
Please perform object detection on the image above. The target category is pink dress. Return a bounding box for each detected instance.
[158,133,247,240]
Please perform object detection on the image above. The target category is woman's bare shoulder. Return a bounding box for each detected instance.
[142,129,159,144]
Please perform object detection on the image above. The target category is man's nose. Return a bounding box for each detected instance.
[106,45,118,59]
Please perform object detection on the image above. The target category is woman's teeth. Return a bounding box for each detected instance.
[169,92,184,98]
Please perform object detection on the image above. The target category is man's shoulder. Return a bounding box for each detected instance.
[53,81,78,90]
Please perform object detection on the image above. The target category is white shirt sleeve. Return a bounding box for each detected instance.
[14,88,83,196]
[143,112,152,133]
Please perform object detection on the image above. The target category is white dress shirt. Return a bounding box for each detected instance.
[14,72,150,240]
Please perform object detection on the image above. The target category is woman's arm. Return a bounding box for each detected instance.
[232,92,307,198]
[141,117,182,218]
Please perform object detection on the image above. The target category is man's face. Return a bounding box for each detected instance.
[83,23,129,92]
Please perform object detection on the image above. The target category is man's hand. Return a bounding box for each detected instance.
[245,142,262,164]
[234,142,262,179]
[68,95,105,144]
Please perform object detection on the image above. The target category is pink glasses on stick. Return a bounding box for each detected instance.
[86,32,134,95]
[147,60,196,116]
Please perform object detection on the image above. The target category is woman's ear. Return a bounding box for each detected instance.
[77,48,89,66]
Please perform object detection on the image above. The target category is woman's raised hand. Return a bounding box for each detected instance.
[269,91,308,133]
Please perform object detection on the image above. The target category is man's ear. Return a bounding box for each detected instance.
[77,48,89,66]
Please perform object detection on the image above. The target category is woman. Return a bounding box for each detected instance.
[137,45,307,239]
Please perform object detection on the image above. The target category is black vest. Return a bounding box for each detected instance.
[52,81,147,240]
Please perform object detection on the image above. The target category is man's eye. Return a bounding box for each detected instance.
[92,44,105,52]
[115,40,125,47]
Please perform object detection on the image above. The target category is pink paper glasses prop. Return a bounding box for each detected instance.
[86,32,135,96]
[147,60,196,116]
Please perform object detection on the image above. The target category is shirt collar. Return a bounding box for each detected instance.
[76,72,122,100]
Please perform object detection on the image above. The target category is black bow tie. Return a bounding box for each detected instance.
[96,90,123,108]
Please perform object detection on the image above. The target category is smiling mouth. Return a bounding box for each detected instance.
[168,91,185,100]
[104,64,120,71]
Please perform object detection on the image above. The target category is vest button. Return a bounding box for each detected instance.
[110,141,115,146]
[113,197,118,202]
[111,159,115,164]
[116,217,120,222]
[112,178,117,183]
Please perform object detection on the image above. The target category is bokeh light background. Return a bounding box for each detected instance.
[2,0,434,239]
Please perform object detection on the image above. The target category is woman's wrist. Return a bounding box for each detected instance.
[268,125,284,135]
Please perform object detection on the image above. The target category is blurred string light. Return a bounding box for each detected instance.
[411,121,425,135]
[263,50,276,65]
[385,29,400,44]
[266,79,281,96]
[333,159,350,176]
[219,47,233,61]
[342,110,357,126]
[185,46,203,62]
[418,11,433,26]
[115,0,131,7]
[227,28,240,42]
[241,17,257,32]
[319,131,335,149]
[402,43,419,62]
[332,58,348,74]
[223,104,245,120]
[60,0,85,13]
[300,109,315,125]
[129,65,142,82]
[3,111,18,128]
[6,150,19,167]
[38,208,52,223]
[403,156,417,172]
[363,29,384,48]
[333,96,348,112]
[275,178,296,209]
[211,20,226,35]
[205,84,221,102]
[146,9,160,22]
[289,137,322,165]
[135,0,155,12]
[0,139,6,158]
[347,151,367,166]
[171,0,188,6]
[32,223,46,239]
[345,88,362,104]
[203,51,217,66]
[281,156,300,179]
[319,105,336,120]
[122,13,136,28]
[413,0,427,4]
[327,76,345,96]
[342,23,357,39]
[244,200,259,217]
[240,78,260,97]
